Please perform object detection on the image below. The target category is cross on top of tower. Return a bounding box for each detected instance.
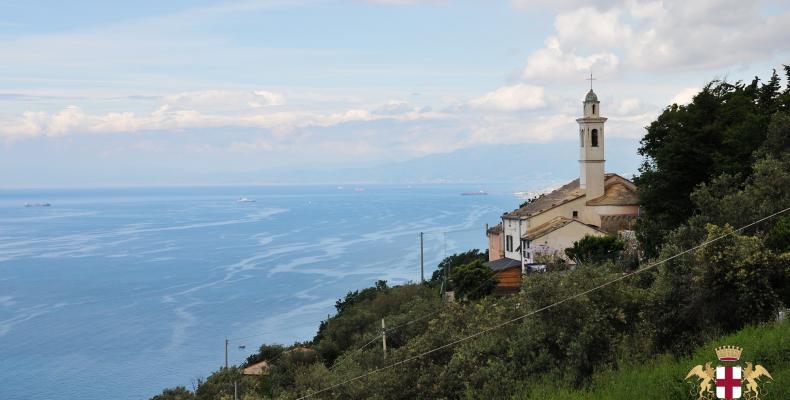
[586,72,596,90]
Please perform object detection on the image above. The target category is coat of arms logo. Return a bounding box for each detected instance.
[685,346,773,400]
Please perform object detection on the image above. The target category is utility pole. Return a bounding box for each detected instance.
[420,232,424,283]
[234,381,238,400]
[225,338,229,369]
[381,318,387,360]
[444,232,448,301]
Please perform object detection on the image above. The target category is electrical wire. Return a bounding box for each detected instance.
[295,206,790,399]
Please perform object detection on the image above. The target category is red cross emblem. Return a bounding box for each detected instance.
[715,366,742,399]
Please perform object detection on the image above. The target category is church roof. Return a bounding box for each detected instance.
[504,178,585,219]
[504,173,637,220]
[522,216,606,241]
[585,89,598,102]
[586,174,639,206]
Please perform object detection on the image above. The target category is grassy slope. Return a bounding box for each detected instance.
[515,320,789,400]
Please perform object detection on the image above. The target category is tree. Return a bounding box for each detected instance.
[694,225,785,330]
[635,71,790,257]
[244,343,285,367]
[150,387,195,400]
[430,249,488,284]
[450,260,497,300]
[564,235,625,265]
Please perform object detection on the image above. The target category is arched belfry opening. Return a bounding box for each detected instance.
[580,129,584,147]
[591,129,599,147]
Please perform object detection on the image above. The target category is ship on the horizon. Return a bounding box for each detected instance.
[237,197,256,203]
[24,202,51,207]
[461,190,488,196]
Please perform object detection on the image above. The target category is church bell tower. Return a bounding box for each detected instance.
[577,82,606,200]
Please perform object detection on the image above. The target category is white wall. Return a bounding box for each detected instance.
[502,217,525,261]
[526,222,607,264]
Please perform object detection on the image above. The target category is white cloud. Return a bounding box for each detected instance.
[615,98,641,115]
[670,87,699,105]
[554,7,631,49]
[252,90,285,106]
[522,37,619,81]
[519,0,790,82]
[165,90,284,110]
[511,0,619,11]
[0,96,447,141]
[464,113,576,146]
[469,84,547,111]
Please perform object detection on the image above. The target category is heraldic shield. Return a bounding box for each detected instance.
[716,366,742,399]
[685,346,773,400]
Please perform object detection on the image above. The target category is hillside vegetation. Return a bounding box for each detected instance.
[517,321,789,400]
[152,69,790,399]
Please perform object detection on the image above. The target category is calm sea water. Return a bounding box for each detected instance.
[0,184,520,399]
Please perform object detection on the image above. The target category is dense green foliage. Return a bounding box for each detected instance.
[449,260,497,300]
[150,386,195,400]
[564,235,625,265]
[515,321,790,400]
[429,248,488,287]
[635,67,790,257]
[311,281,438,366]
[153,70,790,400]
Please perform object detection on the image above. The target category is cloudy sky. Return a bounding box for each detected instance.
[1,0,788,186]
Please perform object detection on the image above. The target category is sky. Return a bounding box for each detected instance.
[1,0,789,186]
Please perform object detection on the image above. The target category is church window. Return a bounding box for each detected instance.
[580,130,584,147]
[591,129,599,147]
[592,104,596,115]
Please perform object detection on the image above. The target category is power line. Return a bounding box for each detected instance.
[329,307,445,371]
[295,206,790,399]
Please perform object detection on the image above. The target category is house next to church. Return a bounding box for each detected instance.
[485,87,639,292]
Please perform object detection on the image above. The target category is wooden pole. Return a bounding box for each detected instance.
[420,232,424,283]
[381,318,387,360]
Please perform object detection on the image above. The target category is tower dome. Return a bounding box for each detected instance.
[585,89,598,103]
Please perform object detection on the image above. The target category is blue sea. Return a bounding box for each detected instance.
[0,185,522,399]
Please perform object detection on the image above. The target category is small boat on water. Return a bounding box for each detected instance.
[461,191,488,196]
[237,197,256,203]
[25,202,51,207]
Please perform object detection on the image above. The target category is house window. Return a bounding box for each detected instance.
[591,129,599,147]
[572,210,578,218]
[506,235,513,252]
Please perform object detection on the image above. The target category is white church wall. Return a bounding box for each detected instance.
[527,222,607,264]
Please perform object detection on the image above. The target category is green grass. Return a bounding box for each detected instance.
[514,320,790,400]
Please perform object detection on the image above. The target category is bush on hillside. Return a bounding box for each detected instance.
[429,249,488,286]
[565,235,625,266]
[450,260,497,300]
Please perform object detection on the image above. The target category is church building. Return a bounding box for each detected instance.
[485,87,639,292]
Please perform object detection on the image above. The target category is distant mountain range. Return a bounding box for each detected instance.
[233,138,642,187]
[1,138,641,188]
